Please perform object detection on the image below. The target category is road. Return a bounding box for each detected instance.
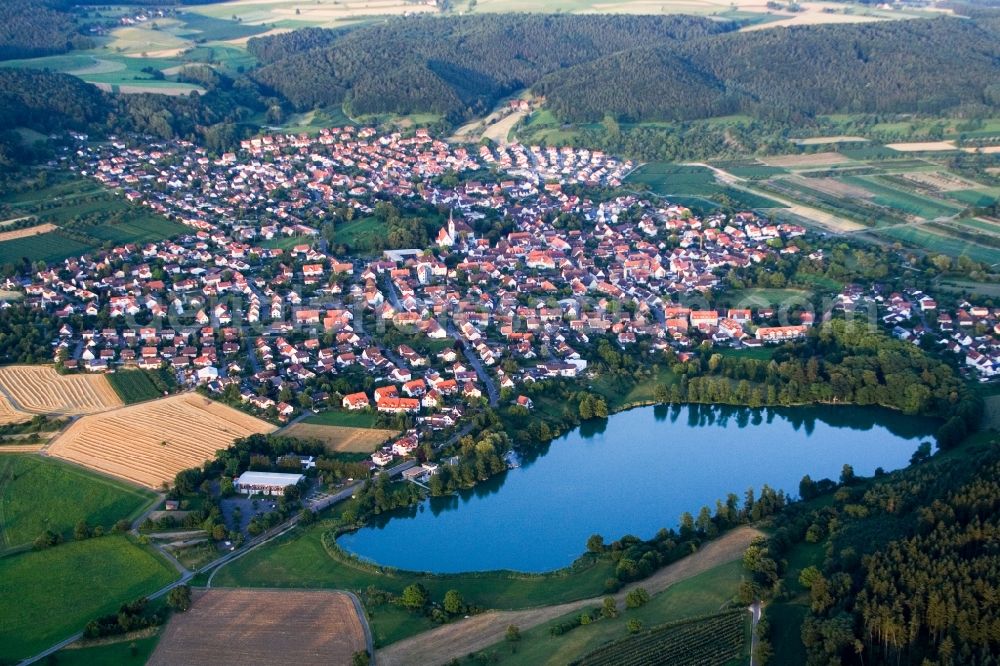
[445,321,500,407]
[377,526,764,666]
[749,600,763,666]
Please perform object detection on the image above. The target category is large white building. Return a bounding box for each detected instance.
[233,471,304,496]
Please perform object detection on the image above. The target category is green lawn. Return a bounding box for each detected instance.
[258,234,312,250]
[305,410,382,428]
[0,455,156,552]
[53,634,160,666]
[725,288,813,307]
[106,370,164,404]
[336,217,384,249]
[591,365,678,412]
[471,559,746,665]
[211,512,616,647]
[0,536,178,660]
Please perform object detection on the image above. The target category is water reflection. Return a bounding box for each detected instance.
[339,404,938,573]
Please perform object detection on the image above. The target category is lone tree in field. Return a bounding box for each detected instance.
[167,585,192,612]
[401,583,429,610]
[505,624,521,642]
[443,589,464,615]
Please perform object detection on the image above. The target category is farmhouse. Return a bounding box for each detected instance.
[234,471,304,496]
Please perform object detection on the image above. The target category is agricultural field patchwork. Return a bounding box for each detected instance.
[0,366,122,416]
[147,589,366,666]
[705,150,1000,262]
[0,177,189,263]
[47,393,276,489]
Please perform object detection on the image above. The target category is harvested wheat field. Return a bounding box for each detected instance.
[0,395,30,426]
[148,589,366,666]
[0,366,121,415]
[761,151,852,168]
[0,223,57,243]
[279,422,396,453]
[886,141,958,152]
[47,394,274,488]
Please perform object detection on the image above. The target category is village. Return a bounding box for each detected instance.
[4,126,998,476]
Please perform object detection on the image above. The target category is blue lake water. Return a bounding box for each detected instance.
[338,404,937,573]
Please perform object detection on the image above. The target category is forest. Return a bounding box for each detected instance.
[751,434,1000,665]
[539,17,1000,122]
[248,14,730,120]
[0,0,89,62]
[248,15,1000,124]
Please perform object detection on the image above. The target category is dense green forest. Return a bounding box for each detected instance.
[249,15,731,120]
[539,18,1000,122]
[249,15,1000,123]
[0,0,89,61]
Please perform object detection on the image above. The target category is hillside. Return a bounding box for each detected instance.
[250,15,1000,124]
[540,17,1000,122]
[248,14,732,120]
[0,0,86,61]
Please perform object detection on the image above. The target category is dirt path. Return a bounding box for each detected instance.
[377,525,762,666]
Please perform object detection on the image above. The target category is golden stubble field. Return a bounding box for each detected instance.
[0,365,122,420]
[148,589,366,666]
[46,393,275,488]
[279,422,396,453]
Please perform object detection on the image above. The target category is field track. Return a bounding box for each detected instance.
[0,365,121,416]
[148,589,366,666]
[377,525,763,666]
[279,422,396,453]
[46,393,274,488]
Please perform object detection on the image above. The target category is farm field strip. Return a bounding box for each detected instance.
[148,589,366,666]
[279,422,397,453]
[0,223,57,242]
[0,366,122,415]
[46,393,275,489]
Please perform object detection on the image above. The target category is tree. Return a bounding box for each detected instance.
[401,583,429,610]
[602,596,619,619]
[505,624,521,642]
[443,589,464,614]
[167,585,192,612]
[351,651,370,666]
[799,474,817,500]
[586,534,605,553]
[839,464,855,486]
[627,618,643,634]
[74,519,91,540]
[798,566,823,589]
[625,587,650,609]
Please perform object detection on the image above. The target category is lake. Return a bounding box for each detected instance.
[338,404,937,573]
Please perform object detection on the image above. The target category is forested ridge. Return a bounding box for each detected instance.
[0,0,89,61]
[248,15,731,120]
[541,17,1000,122]
[249,15,1000,123]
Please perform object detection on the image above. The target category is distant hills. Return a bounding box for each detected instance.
[250,14,1000,123]
[247,15,732,120]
